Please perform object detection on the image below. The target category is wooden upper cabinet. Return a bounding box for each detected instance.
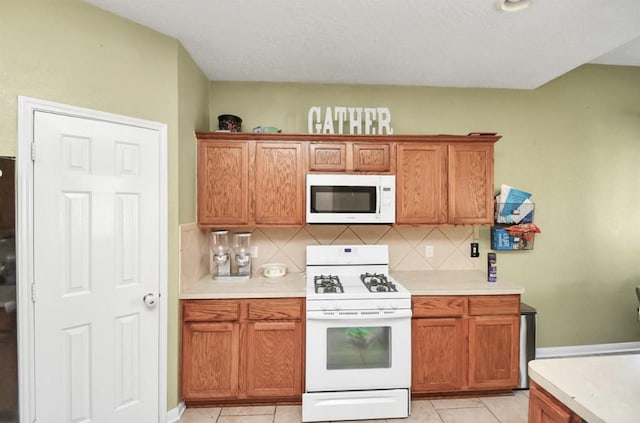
[308,143,347,172]
[448,143,494,224]
[196,136,304,227]
[195,132,500,227]
[255,142,305,225]
[353,142,391,172]
[308,142,392,173]
[397,141,495,225]
[197,141,249,226]
[397,143,447,224]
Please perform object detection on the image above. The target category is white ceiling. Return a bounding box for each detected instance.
[84,0,640,90]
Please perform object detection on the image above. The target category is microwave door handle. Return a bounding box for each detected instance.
[377,185,381,215]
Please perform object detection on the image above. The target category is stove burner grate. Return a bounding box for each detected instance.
[360,272,398,292]
[314,274,344,294]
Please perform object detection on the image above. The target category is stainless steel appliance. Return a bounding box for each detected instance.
[302,245,411,422]
[306,174,395,224]
[518,302,537,389]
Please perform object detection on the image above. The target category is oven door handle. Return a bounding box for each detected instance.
[306,309,412,320]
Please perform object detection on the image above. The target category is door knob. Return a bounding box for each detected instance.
[143,293,157,308]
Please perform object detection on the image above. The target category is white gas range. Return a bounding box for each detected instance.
[302,244,412,422]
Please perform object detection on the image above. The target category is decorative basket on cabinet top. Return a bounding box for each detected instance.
[218,114,242,132]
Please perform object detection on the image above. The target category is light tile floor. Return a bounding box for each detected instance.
[178,390,530,423]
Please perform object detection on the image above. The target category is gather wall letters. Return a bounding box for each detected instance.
[307,106,394,135]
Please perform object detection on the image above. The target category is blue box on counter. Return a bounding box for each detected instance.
[491,227,534,250]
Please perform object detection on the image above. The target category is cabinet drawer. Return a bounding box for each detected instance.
[183,300,240,322]
[412,296,466,318]
[247,298,303,320]
[468,295,519,316]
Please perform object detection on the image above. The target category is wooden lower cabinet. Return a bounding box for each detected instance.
[182,321,240,399]
[181,298,304,403]
[412,317,466,392]
[528,382,582,423]
[412,294,519,394]
[246,321,302,398]
[468,315,519,389]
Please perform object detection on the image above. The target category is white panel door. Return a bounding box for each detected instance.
[32,111,161,423]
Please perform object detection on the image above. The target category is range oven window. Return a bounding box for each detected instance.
[326,326,391,370]
[310,186,376,213]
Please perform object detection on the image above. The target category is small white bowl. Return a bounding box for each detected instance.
[261,263,287,278]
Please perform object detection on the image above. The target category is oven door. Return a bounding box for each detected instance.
[305,308,411,392]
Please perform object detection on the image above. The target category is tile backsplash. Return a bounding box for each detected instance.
[180,223,479,288]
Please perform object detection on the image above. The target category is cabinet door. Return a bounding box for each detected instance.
[197,141,250,225]
[412,317,466,392]
[353,142,391,172]
[468,315,519,389]
[245,321,303,398]
[448,143,494,224]
[308,143,347,172]
[181,322,240,400]
[396,143,447,224]
[255,143,305,225]
[529,382,582,423]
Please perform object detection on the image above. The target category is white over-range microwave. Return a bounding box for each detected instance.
[306,174,396,224]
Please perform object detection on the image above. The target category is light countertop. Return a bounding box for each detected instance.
[529,354,640,423]
[391,270,524,296]
[180,272,306,299]
[180,270,523,299]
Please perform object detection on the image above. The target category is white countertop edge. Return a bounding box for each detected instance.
[528,355,640,423]
[180,270,524,300]
[528,365,603,423]
[180,291,305,299]
[408,287,524,296]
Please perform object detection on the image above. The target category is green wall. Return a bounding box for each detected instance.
[210,66,640,347]
[175,44,210,405]
[0,0,209,410]
[178,45,210,224]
